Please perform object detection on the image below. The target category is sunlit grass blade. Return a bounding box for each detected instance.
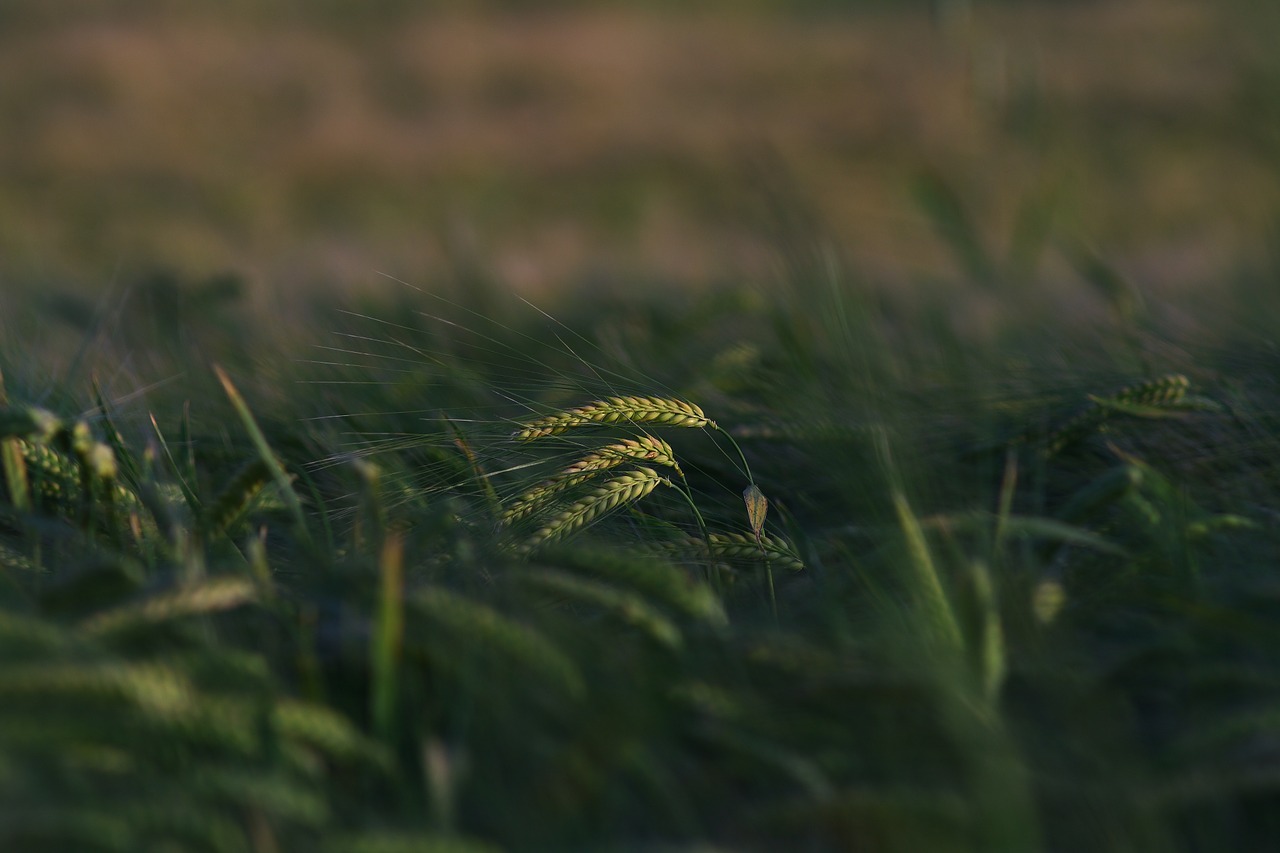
[893,490,962,652]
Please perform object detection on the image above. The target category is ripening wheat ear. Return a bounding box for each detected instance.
[1108,373,1190,406]
[1045,372,1212,456]
[521,467,669,553]
[706,531,804,572]
[0,407,152,542]
[513,396,712,440]
[503,435,681,524]
[653,531,805,573]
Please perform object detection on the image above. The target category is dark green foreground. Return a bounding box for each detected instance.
[1,253,1278,852]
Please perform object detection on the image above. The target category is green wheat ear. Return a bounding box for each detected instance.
[520,467,669,553]
[201,458,272,540]
[1044,373,1202,456]
[502,434,681,525]
[658,531,804,573]
[513,396,712,440]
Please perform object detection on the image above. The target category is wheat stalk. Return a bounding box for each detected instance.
[513,396,711,440]
[521,467,668,552]
[503,435,680,524]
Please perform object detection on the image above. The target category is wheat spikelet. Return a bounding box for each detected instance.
[517,568,684,650]
[202,458,272,538]
[1045,373,1193,456]
[656,531,805,572]
[18,439,81,505]
[514,396,710,440]
[521,467,667,552]
[706,532,805,572]
[1111,373,1189,405]
[502,435,680,524]
[16,439,144,512]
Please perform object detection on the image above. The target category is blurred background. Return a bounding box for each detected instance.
[0,0,1276,307]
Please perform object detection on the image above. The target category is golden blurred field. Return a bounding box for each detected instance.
[1,0,1276,296]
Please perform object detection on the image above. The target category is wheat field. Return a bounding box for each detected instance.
[2,1,1279,851]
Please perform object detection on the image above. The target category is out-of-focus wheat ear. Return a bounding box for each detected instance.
[514,396,711,440]
[1111,372,1189,405]
[79,575,258,637]
[409,586,585,700]
[521,467,667,552]
[0,405,63,443]
[502,435,681,525]
[1042,407,1106,457]
[0,405,65,512]
[1057,464,1143,526]
[516,568,684,650]
[1033,561,1068,625]
[20,437,83,512]
[201,458,271,541]
[273,697,393,769]
[65,420,115,537]
[539,545,729,628]
[1046,373,1198,455]
[0,540,42,573]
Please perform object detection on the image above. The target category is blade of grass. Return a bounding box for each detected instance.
[371,532,404,745]
[893,490,962,653]
[213,365,311,548]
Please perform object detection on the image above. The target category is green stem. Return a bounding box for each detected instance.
[712,424,755,486]
[670,476,718,585]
